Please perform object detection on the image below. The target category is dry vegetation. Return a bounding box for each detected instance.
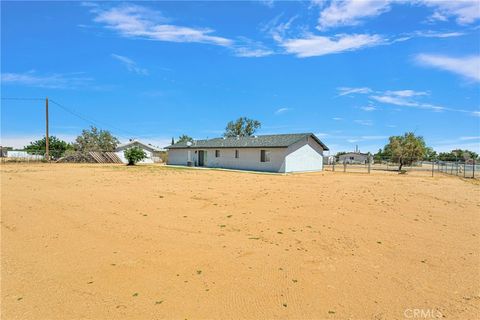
[1,163,479,319]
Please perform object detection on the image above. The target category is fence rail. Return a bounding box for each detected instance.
[324,159,477,179]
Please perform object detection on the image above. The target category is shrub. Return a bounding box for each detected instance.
[124,147,147,165]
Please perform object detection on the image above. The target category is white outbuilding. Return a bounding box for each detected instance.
[115,140,163,164]
[166,133,329,173]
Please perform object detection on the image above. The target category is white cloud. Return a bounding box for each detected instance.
[415,54,480,82]
[370,94,444,111]
[332,117,343,121]
[233,37,274,57]
[360,135,388,140]
[354,119,373,126]
[360,105,377,112]
[315,132,329,137]
[94,4,232,46]
[347,139,360,143]
[274,107,291,115]
[412,30,466,38]
[93,4,275,58]
[337,87,372,96]
[338,86,478,115]
[111,54,148,75]
[234,47,274,57]
[459,136,480,141]
[421,0,480,25]
[1,71,93,89]
[315,0,479,30]
[262,14,299,42]
[80,2,99,8]
[258,0,275,8]
[384,90,429,97]
[317,0,391,30]
[280,33,384,58]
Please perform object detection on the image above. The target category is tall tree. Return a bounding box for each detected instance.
[25,136,73,160]
[73,126,119,152]
[383,132,427,170]
[177,134,193,143]
[423,147,437,161]
[373,148,385,162]
[438,149,479,161]
[224,117,261,137]
[171,137,175,145]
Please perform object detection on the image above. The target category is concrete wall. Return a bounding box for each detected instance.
[285,136,324,172]
[168,148,287,172]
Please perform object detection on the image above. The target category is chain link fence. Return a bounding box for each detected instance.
[324,158,477,179]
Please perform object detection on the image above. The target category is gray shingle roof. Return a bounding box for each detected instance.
[166,133,329,150]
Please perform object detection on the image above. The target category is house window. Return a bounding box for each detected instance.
[215,150,220,157]
[235,150,239,158]
[260,150,271,162]
[350,156,354,160]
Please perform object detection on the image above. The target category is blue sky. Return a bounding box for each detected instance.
[1,0,479,154]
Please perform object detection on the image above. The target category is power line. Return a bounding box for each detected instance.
[2,96,136,137]
[49,99,136,137]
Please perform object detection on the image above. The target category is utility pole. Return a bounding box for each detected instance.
[45,97,50,161]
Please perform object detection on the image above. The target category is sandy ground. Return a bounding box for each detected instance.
[1,164,479,319]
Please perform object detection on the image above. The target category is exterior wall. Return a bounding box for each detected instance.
[115,143,155,164]
[168,149,191,166]
[168,148,287,172]
[285,136,324,172]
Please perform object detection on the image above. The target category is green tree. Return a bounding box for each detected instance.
[454,149,478,160]
[177,134,193,143]
[224,117,261,137]
[383,132,427,170]
[74,126,119,152]
[25,136,73,160]
[438,149,479,161]
[373,148,385,162]
[124,146,147,165]
[171,137,175,145]
[437,152,456,161]
[423,147,437,161]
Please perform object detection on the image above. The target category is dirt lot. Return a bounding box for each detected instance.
[1,164,479,319]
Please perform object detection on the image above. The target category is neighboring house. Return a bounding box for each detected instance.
[115,140,164,164]
[0,146,13,157]
[166,133,329,173]
[338,152,373,164]
[323,155,335,165]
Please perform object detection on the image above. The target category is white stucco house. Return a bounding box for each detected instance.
[166,133,329,173]
[115,140,163,164]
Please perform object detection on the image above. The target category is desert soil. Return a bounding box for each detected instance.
[1,164,479,319]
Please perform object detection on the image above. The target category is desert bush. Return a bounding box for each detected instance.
[124,147,146,165]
